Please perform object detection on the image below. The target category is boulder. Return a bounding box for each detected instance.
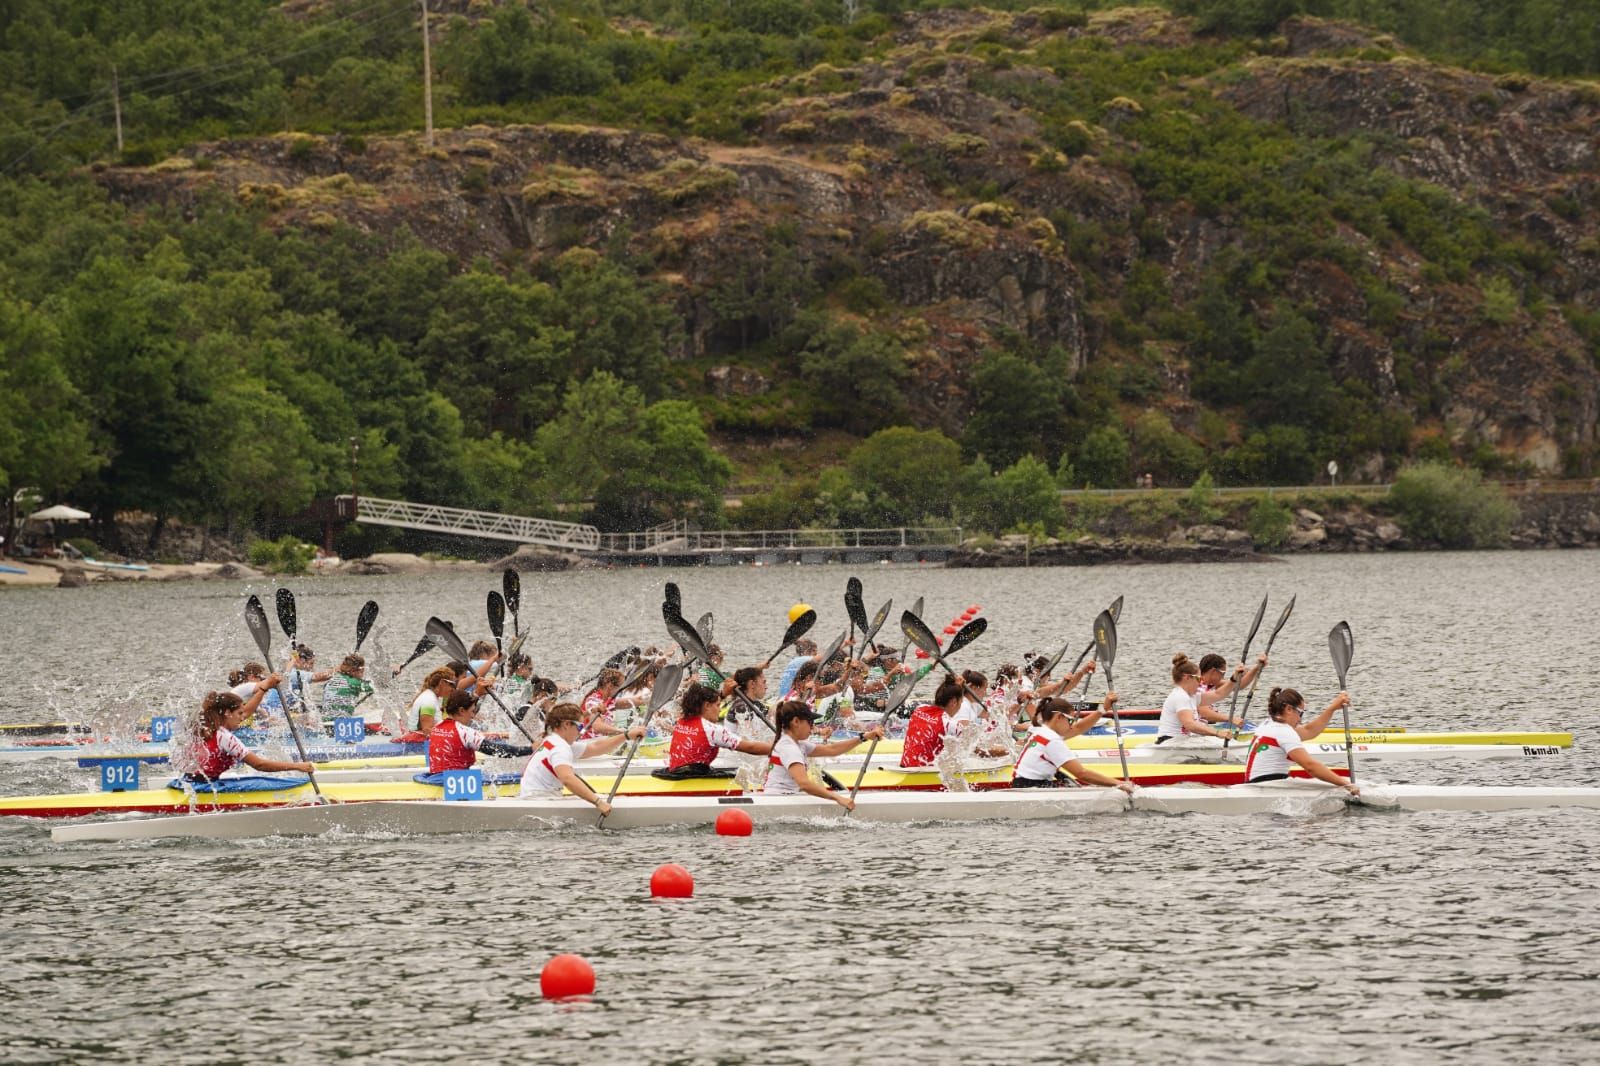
[490,544,597,571]
[1374,522,1403,544]
[213,562,265,581]
[57,568,90,588]
[1295,508,1324,526]
[1287,527,1328,549]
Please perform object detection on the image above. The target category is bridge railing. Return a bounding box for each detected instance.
[597,526,963,553]
[336,495,601,550]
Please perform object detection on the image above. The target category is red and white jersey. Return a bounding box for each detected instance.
[901,704,951,767]
[763,735,820,795]
[1014,726,1074,782]
[667,716,742,768]
[1158,686,1200,739]
[581,691,614,738]
[1245,720,1305,781]
[185,727,250,779]
[519,734,597,796]
[427,719,486,773]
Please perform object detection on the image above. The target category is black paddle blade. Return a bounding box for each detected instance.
[617,658,653,693]
[897,596,925,657]
[1041,640,1070,680]
[275,588,297,641]
[397,637,434,673]
[651,663,685,713]
[1268,595,1297,643]
[1329,621,1354,687]
[862,598,893,647]
[503,569,520,614]
[244,595,273,660]
[1093,609,1118,668]
[945,617,988,658]
[845,576,868,632]
[1244,593,1268,653]
[487,591,506,639]
[603,646,631,671]
[355,600,379,651]
[883,669,919,718]
[779,609,817,650]
[818,629,847,668]
[694,611,714,648]
[664,582,682,614]
[900,610,940,658]
[424,617,470,662]
[664,603,710,663]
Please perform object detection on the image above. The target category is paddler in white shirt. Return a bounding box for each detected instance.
[1157,654,1258,744]
[518,703,645,813]
[763,702,883,811]
[1012,696,1133,792]
[1245,687,1358,795]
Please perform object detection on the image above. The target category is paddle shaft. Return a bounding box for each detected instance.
[1101,662,1131,781]
[1234,629,1285,728]
[1222,598,1267,752]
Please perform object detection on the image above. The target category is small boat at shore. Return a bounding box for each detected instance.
[47,781,1600,844]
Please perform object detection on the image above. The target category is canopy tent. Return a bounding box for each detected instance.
[27,505,91,522]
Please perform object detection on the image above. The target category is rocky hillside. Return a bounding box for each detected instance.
[90,8,1600,487]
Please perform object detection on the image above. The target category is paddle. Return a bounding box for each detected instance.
[900,611,988,693]
[845,576,866,670]
[274,587,306,710]
[665,582,681,616]
[1329,621,1358,783]
[354,600,379,652]
[598,662,684,825]
[1221,594,1269,753]
[759,609,817,669]
[896,595,925,661]
[1070,594,1124,690]
[245,595,324,803]
[847,666,922,803]
[423,617,535,746]
[503,569,521,638]
[488,591,506,675]
[1092,608,1131,782]
[1234,595,1296,732]
[694,611,714,649]
[392,637,435,678]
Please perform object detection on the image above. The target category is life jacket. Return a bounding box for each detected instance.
[669,717,718,768]
[189,732,243,780]
[428,719,476,773]
[900,704,949,768]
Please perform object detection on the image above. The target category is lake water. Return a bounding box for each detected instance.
[1,552,1596,1063]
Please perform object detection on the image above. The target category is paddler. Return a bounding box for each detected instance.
[580,668,625,737]
[179,687,315,783]
[402,666,455,740]
[320,654,373,719]
[517,703,645,813]
[1246,687,1358,795]
[1157,654,1239,743]
[426,691,533,774]
[1012,696,1134,793]
[1196,652,1266,710]
[667,683,772,773]
[762,702,884,811]
[899,677,965,767]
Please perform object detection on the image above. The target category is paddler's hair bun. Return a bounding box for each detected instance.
[1171,655,1199,681]
[1267,687,1303,719]
[202,691,243,715]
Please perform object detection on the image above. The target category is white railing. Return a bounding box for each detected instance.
[597,526,963,552]
[337,495,601,550]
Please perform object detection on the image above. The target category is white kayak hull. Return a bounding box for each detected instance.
[48,782,1600,843]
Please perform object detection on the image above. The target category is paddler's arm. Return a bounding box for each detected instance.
[1062,758,1134,794]
[553,763,610,814]
[1287,748,1359,795]
[1295,692,1348,741]
[478,738,533,758]
[732,738,773,756]
[243,752,315,774]
[1057,693,1115,739]
[240,674,279,718]
[810,727,883,759]
[574,724,644,759]
[784,761,856,811]
[1179,707,1232,739]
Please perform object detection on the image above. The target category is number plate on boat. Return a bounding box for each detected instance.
[442,769,483,801]
[150,716,175,743]
[333,717,365,744]
[100,758,140,793]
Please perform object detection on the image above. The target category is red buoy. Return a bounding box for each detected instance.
[650,863,695,898]
[539,954,595,999]
[715,809,753,836]
[942,625,957,635]
[915,649,929,659]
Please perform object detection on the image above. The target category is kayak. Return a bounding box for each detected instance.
[48,781,1600,843]
[0,762,1338,819]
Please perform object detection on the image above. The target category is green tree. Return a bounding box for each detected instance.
[961,347,1071,468]
[845,427,964,524]
[593,400,732,527]
[1075,425,1131,488]
[533,372,646,507]
[1389,462,1515,547]
[799,322,910,435]
[973,455,1063,535]
[550,249,672,394]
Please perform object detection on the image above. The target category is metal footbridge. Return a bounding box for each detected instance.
[335,495,601,551]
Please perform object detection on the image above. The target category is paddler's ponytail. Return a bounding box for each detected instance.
[1033,698,1072,727]
[199,691,244,737]
[1267,687,1304,720]
[1171,654,1199,682]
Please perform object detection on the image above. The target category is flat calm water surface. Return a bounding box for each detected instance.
[1,553,1597,1064]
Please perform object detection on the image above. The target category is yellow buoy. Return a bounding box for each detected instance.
[788,602,813,624]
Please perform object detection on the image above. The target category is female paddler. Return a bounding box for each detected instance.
[517,703,644,814]
[1245,687,1359,796]
[667,683,772,773]
[1013,696,1134,793]
[763,701,883,811]
[402,666,455,741]
[1157,654,1262,743]
[426,691,533,774]
[180,685,316,783]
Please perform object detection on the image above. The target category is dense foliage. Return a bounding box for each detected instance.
[1,0,1592,551]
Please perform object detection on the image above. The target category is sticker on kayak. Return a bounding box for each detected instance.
[442,769,484,801]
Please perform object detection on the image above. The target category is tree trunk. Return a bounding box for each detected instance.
[145,513,167,558]
[2,495,14,558]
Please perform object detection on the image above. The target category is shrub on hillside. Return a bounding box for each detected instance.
[248,535,315,574]
[1246,493,1293,549]
[1388,463,1515,548]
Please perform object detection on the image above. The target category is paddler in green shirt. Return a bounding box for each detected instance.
[321,654,374,719]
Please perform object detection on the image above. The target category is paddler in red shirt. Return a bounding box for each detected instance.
[181,686,316,782]
[899,677,965,768]
[427,691,534,773]
[667,683,772,773]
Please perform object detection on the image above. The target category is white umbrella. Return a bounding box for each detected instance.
[27,505,92,521]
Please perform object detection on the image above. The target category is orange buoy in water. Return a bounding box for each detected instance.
[539,954,595,999]
[650,863,695,898]
[715,809,753,836]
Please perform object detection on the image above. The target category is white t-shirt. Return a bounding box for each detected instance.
[519,734,598,796]
[1159,686,1200,739]
[407,690,442,732]
[1014,726,1074,782]
[230,681,259,702]
[1245,720,1306,781]
[763,735,821,795]
[951,697,984,734]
